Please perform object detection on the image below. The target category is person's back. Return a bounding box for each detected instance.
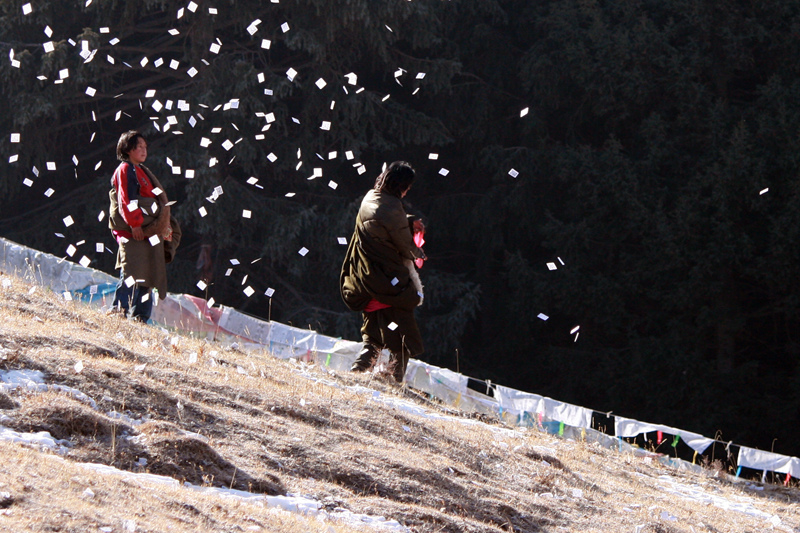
[358,189,419,265]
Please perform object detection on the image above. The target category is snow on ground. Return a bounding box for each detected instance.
[0,367,407,531]
[654,474,785,528]
[0,367,790,532]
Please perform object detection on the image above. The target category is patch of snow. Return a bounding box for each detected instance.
[655,474,781,526]
[0,425,70,453]
[0,369,97,409]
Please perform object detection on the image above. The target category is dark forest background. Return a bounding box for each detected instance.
[3,0,800,457]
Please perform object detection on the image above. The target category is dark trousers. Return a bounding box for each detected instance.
[112,270,153,323]
[356,307,423,381]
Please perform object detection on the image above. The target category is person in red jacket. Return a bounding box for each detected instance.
[108,131,170,322]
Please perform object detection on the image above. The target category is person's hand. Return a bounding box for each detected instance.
[413,219,425,233]
[132,226,145,241]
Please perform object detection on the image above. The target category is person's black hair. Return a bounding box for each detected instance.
[374,161,415,197]
[116,130,145,162]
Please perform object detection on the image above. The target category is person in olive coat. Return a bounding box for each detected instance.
[340,161,426,382]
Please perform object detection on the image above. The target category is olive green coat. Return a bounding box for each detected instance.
[108,165,179,295]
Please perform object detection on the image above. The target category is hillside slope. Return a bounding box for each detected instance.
[1,274,799,533]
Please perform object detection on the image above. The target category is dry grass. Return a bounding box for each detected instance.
[1,274,800,533]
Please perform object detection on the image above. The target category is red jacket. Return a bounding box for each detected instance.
[111,162,156,240]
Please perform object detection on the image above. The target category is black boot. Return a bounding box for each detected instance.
[391,351,410,383]
[351,343,377,372]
